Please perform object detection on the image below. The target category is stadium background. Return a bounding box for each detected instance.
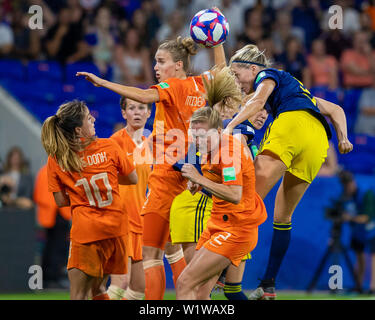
[0,0,375,298]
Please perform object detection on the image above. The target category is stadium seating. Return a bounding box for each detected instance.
[0,58,374,175]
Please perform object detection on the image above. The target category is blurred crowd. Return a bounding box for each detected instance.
[0,0,374,135]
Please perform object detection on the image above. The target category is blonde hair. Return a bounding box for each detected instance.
[158,36,197,72]
[41,100,94,172]
[191,106,223,129]
[203,66,242,116]
[229,44,270,69]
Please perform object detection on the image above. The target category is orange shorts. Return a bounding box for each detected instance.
[128,231,143,261]
[140,167,185,249]
[67,235,128,278]
[196,213,259,267]
[141,167,186,221]
[142,213,171,250]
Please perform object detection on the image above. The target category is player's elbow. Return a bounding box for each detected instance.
[249,97,267,113]
[118,170,138,185]
[228,187,242,204]
[138,89,156,104]
[231,195,242,205]
[53,192,70,207]
[129,171,138,185]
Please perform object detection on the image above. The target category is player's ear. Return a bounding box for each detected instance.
[176,60,184,71]
[75,126,82,137]
[121,109,127,120]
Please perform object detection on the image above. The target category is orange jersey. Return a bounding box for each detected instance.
[201,134,267,227]
[150,76,206,168]
[47,138,135,244]
[111,128,152,234]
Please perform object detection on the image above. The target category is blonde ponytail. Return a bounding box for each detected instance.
[41,100,93,172]
[202,66,242,115]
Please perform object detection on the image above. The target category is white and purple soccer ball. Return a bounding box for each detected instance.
[190,9,229,48]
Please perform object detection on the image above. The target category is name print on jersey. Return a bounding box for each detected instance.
[185,95,206,108]
[85,152,108,166]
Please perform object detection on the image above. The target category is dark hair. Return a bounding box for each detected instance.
[4,146,29,174]
[119,96,151,111]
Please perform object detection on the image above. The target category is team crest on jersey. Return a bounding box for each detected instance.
[255,71,266,84]
[158,82,170,89]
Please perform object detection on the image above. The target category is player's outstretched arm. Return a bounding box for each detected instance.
[211,7,227,69]
[224,79,275,134]
[315,97,353,154]
[214,44,226,69]
[76,72,160,104]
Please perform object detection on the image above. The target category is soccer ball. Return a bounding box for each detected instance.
[190,9,229,48]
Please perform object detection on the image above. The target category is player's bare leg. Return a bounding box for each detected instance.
[68,268,95,300]
[223,261,248,300]
[253,151,287,200]
[124,259,145,300]
[176,247,230,300]
[250,170,309,300]
[181,242,197,264]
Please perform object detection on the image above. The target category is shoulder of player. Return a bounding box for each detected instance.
[47,155,58,168]
[94,137,123,153]
[110,128,131,142]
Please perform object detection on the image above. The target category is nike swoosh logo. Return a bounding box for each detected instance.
[127,152,133,156]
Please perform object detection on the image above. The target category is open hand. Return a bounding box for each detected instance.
[76,72,105,87]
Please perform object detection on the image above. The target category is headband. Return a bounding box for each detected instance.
[231,60,266,67]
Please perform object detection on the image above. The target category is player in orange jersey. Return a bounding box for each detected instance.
[41,100,138,300]
[106,96,152,300]
[177,68,267,299]
[76,37,226,299]
[175,105,267,300]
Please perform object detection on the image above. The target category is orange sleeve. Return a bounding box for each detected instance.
[34,165,58,228]
[47,156,64,193]
[150,80,176,106]
[58,206,72,221]
[219,136,243,186]
[111,140,135,176]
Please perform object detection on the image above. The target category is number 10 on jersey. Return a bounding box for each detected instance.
[75,172,113,208]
